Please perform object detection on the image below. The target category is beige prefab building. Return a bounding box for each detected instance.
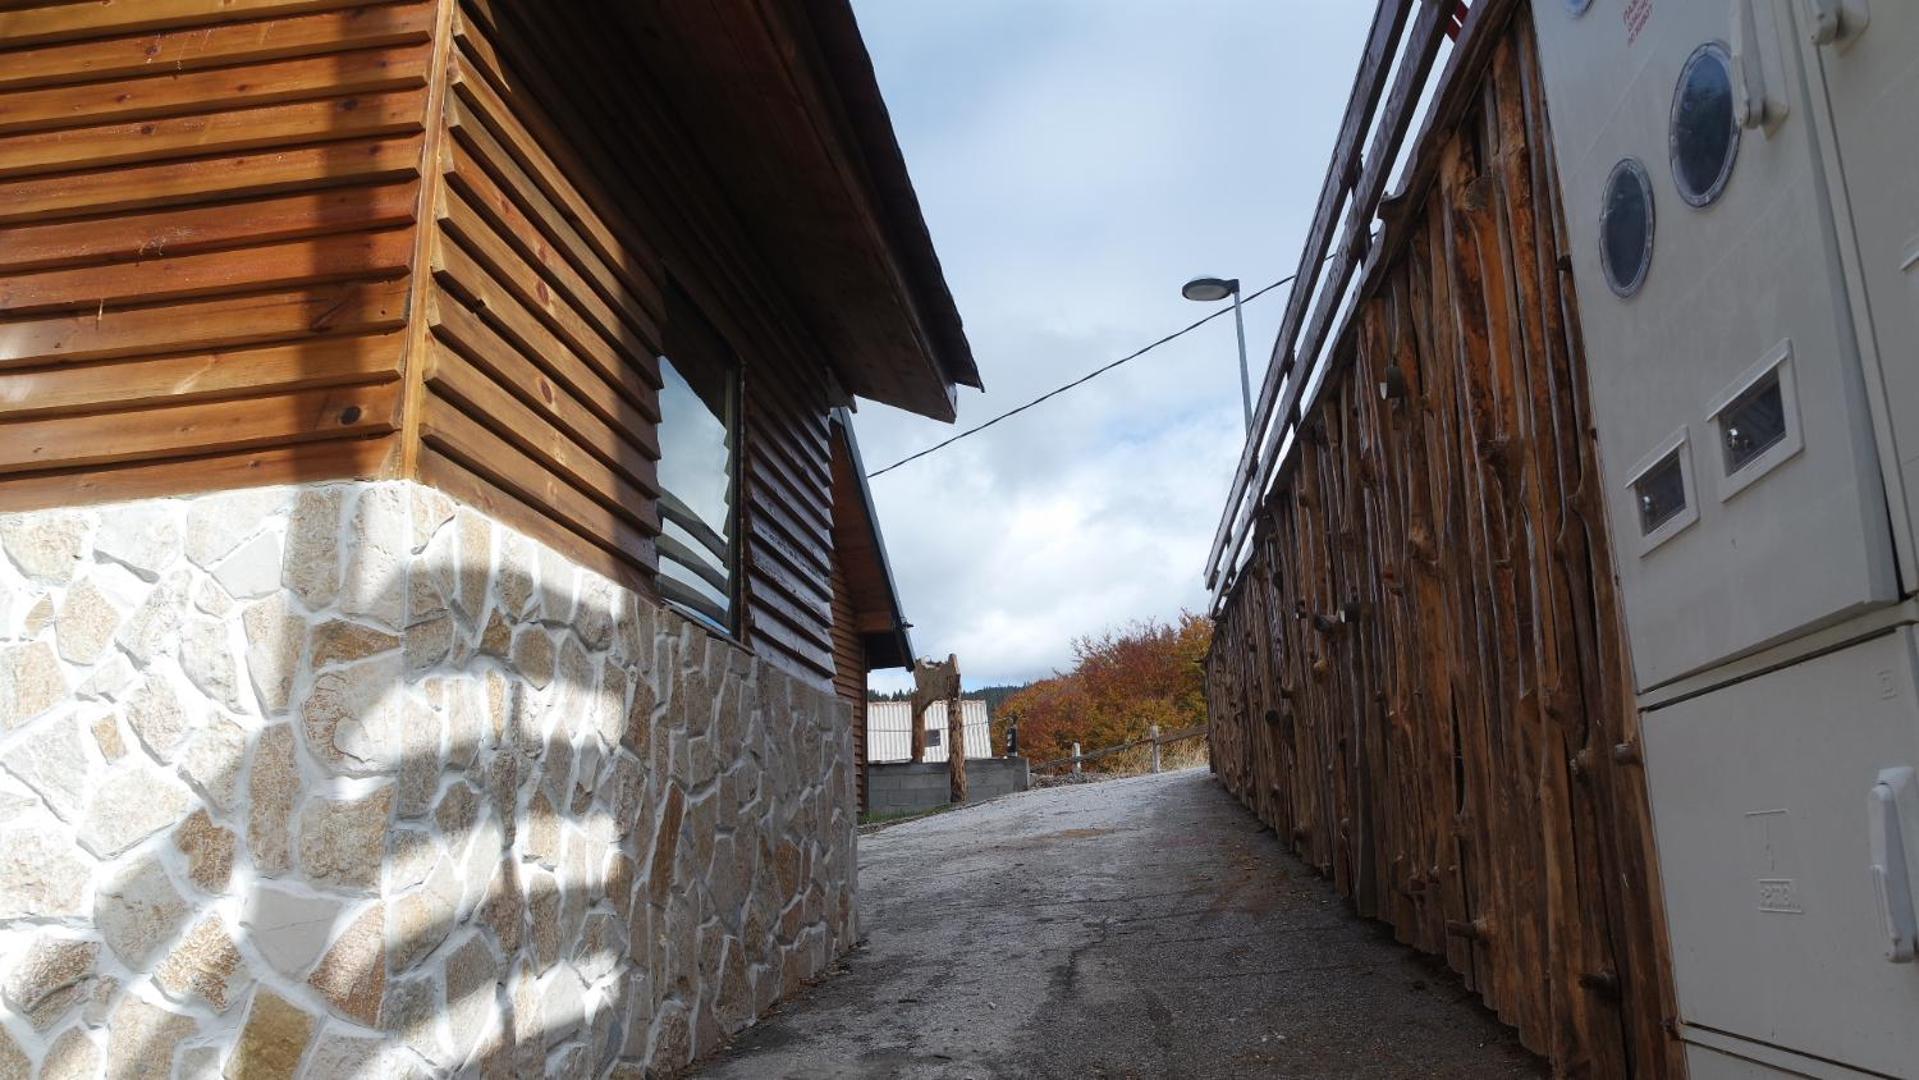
[865,700,994,764]
[0,1,975,1076]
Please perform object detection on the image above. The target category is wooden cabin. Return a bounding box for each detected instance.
[1203,1,1917,1078]
[0,1,969,1074]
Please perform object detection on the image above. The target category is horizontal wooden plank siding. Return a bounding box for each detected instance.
[0,0,896,693]
[437,0,844,685]
[830,554,868,812]
[1203,15,1681,1078]
[412,2,665,596]
[0,0,438,508]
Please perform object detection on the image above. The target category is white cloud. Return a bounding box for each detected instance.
[850,1,1374,690]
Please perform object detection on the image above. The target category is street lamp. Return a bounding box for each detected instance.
[1182,275,1253,431]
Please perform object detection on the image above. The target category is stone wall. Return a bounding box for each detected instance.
[865,759,1031,817]
[0,481,859,1078]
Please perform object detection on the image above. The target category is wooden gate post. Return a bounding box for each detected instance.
[1150,724,1161,773]
[908,658,943,763]
[946,654,967,804]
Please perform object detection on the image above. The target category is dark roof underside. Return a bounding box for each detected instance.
[610,0,979,422]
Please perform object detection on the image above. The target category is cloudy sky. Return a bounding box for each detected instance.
[848,1,1376,692]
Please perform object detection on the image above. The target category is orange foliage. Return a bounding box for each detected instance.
[998,612,1211,769]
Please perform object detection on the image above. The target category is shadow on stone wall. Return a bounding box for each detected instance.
[0,482,858,1078]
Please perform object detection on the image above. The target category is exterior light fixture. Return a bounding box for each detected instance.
[1181,275,1253,431]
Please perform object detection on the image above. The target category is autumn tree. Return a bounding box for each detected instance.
[998,612,1211,771]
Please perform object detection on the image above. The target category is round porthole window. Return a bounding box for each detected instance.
[1600,158,1655,298]
[1670,42,1739,207]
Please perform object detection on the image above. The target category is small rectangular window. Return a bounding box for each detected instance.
[1635,450,1688,535]
[927,727,942,747]
[1708,341,1802,502]
[1719,372,1787,475]
[656,288,740,633]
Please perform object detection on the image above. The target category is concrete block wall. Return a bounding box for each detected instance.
[866,758,1030,817]
[0,481,858,1078]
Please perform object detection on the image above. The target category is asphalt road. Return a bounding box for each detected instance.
[693,768,1543,1080]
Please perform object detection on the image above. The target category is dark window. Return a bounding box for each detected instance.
[1635,449,1688,534]
[927,727,942,748]
[657,289,740,632]
[1720,372,1788,474]
[1670,43,1739,207]
[1600,158,1655,297]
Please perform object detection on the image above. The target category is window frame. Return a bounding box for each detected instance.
[654,285,746,637]
[1668,41,1741,209]
[1626,427,1699,556]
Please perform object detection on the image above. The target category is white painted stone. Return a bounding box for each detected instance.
[0,641,66,731]
[241,593,305,714]
[243,885,345,978]
[78,759,192,857]
[283,487,343,610]
[0,512,89,585]
[74,652,137,700]
[1,935,97,1030]
[341,485,410,629]
[153,914,250,1012]
[298,784,393,891]
[183,487,287,569]
[95,854,190,967]
[0,713,90,821]
[416,522,457,620]
[497,532,536,618]
[387,826,439,894]
[0,805,89,919]
[443,931,502,1066]
[300,653,405,776]
[382,973,451,1067]
[388,856,458,972]
[176,713,247,810]
[211,530,283,600]
[94,503,181,582]
[192,576,234,618]
[574,571,615,650]
[39,1026,100,1080]
[303,1031,422,1080]
[104,992,198,1078]
[539,545,577,624]
[396,693,442,819]
[116,571,186,666]
[411,486,456,553]
[455,511,491,622]
[181,615,244,712]
[55,578,123,665]
[123,675,194,763]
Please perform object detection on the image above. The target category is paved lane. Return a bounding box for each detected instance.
[695,768,1542,1079]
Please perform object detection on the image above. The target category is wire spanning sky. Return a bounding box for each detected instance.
[849,0,1375,692]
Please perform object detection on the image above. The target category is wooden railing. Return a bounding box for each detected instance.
[1032,724,1208,774]
[1205,0,1520,602]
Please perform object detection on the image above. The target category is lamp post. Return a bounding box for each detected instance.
[1182,276,1252,431]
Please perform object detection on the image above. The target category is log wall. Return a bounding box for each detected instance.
[0,0,436,504]
[1204,16,1683,1077]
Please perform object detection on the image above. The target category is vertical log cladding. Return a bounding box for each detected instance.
[1203,14,1682,1079]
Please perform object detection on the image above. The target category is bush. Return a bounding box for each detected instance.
[999,612,1211,773]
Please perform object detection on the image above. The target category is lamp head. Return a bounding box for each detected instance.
[1181,276,1239,302]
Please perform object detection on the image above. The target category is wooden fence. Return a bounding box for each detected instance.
[1033,724,1207,774]
[1203,6,1682,1077]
